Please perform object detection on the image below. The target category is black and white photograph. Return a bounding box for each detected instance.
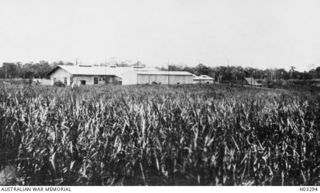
[0,0,320,190]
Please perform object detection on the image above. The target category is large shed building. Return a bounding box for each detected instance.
[48,65,194,86]
[121,70,194,85]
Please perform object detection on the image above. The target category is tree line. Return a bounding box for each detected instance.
[1,61,320,82]
[162,64,320,82]
[0,61,71,79]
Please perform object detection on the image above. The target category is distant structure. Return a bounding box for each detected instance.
[193,75,214,84]
[48,65,194,86]
[32,78,51,85]
[245,77,262,86]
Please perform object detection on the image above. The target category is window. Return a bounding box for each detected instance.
[64,77,67,85]
[81,80,86,85]
[94,77,98,84]
[70,77,73,85]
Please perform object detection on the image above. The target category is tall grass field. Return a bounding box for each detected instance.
[0,84,319,185]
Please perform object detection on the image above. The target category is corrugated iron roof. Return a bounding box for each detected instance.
[49,65,193,77]
[137,71,193,76]
[57,65,130,76]
[193,75,214,80]
[49,65,159,76]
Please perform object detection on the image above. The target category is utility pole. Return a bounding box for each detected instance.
[167,60,170,85]
[104,59,108,84]
[136,61,139,85]
[75,58,79,86]
[227,60,230,87]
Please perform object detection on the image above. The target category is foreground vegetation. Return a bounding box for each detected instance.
[0,84,319,185]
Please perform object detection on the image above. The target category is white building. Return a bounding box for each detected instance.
[122,70,194,85]
[48,65,194,86]
[48,65,123,86]
[244,77,262,86]
[32,78,51,85]
[193,75,214,84]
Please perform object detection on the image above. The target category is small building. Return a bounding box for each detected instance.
[245,77,262,87]
[48,65,194,86]
[193,75,214,84]
[32,78,51,85]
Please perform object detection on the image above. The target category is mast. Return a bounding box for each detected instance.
[167,60,169,85]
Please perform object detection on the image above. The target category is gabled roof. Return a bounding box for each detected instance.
[48,65,193,77]
[193,75,214,80]
[48,65,131,76]
[48,65,159,77]
[137,71,193,76]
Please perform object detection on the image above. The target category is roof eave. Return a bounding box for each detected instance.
[47,66,61,77]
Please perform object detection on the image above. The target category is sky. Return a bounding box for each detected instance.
[0,0,319,71]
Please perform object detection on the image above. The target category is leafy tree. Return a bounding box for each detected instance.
[195,63,210,75]
[1,63,20,78]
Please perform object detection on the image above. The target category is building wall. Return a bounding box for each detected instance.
[72,76,95,85]
[33,78,51,85]
[121,71,138,85]
[137,74,193,85]
[50,68,72,85]
[72,75,119,86]
[121,71,193,85]
[193,79,214,84]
